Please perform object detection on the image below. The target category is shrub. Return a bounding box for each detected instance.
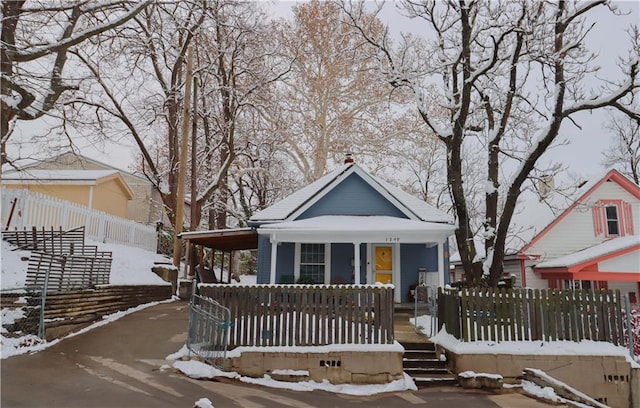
[623,304,640,358]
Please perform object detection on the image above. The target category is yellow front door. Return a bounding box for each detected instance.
[374,246,393,284]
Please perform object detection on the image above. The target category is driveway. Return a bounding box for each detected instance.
[1,301,553,408]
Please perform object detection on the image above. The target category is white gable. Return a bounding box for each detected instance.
[523,171,640,263]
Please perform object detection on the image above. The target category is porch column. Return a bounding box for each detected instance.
[438,242,445,288]
[269,236,278,284]
[353,242,361,285]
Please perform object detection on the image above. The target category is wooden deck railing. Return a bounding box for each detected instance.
[438,287,626,345]
[198,284,395,347]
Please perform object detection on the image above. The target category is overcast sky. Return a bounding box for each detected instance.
[5,0,639,183]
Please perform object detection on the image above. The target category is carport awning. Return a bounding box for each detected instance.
[179,228,258,251]
[258,215,456,244]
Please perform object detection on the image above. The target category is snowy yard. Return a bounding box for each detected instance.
[2,238,638,405]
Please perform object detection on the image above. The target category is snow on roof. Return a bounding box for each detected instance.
[250,164,350,222]
[374,176,452,223]
[2,169,120,182]
[535,235,640,268]
[250,163,453,224]
[258,215,455,245]
[259,215,454,232]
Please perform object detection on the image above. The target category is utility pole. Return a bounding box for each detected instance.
[189,71,200,277]
[172,46,193,268]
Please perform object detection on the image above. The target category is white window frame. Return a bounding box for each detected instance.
[294,243,331,284]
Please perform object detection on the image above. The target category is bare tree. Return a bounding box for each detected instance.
[0,0,150,174]
[271,1,417,183]
[601,112,640,184]
[56,1,288,236]
[345,0,640,287]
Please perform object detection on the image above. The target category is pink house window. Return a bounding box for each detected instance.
[605,205,619,236]
[592,199,634,237]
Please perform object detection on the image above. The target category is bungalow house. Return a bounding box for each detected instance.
[450,169,640,300]
[2,169,134,219]
[180,159,456,303]
[519,169,640,299]
[11,152,162,224]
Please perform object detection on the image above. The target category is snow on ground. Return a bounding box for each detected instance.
[1,237,177,358]
[413,316,639,367]
[165,345,417,395]
[0,238,173,290]
[2,236,637,402]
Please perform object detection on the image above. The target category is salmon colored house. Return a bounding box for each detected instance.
[519,169,640,300]
[2,169,134,219]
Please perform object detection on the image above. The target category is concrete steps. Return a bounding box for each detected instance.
[400,341,458,388]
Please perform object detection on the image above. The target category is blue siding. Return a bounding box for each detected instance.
[256,238,295,284]
[331,243,353,283]
[257,236,270,284]
[298,173,407,219]
[329,243,366,284]
[400,244,439,303]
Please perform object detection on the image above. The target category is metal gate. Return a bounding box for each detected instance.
[187,292,232,369]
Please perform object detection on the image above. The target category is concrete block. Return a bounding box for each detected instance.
[326,367,353,384]
[352,373,388,384]
[152,265,178,294]
[308,367,327,382]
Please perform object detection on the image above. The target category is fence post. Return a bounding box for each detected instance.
[97,214,106,243]
[37,265,52,340]
[61,201,69,229]
[16,190,27,229]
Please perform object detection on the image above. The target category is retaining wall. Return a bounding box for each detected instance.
[444,348,639,408]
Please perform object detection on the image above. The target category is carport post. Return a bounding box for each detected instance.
[438,242,445,288]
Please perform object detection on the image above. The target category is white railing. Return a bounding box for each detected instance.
[1,188,157,252]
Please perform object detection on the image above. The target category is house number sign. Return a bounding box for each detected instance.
[385,237,401,242]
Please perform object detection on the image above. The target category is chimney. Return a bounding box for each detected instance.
[344,153,354,164]
[538,174,554,199]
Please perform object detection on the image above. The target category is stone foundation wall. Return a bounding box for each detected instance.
[228,350,404,385]
[445,349,638,408]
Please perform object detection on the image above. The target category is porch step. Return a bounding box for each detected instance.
[400,340,458,389]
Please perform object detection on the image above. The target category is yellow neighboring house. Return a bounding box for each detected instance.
[2,169,134,219]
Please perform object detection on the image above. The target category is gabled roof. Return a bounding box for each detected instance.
[250,163,453,224]
[19,151,150,183]
[2,169,134,199]
[520,169,640,254]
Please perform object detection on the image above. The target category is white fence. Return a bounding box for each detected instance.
[1,188,157,252]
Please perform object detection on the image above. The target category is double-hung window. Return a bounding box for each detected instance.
[605,205,620,236]
[299,243,325,284]
[592,199,634,237]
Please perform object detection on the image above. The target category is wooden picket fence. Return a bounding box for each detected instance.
[199,284,395,347]
[438,287,625,345]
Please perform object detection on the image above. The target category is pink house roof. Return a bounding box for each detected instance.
[519,169,640,256]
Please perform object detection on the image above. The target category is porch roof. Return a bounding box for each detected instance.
[257,215,455,244]
[178,228,258,251]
